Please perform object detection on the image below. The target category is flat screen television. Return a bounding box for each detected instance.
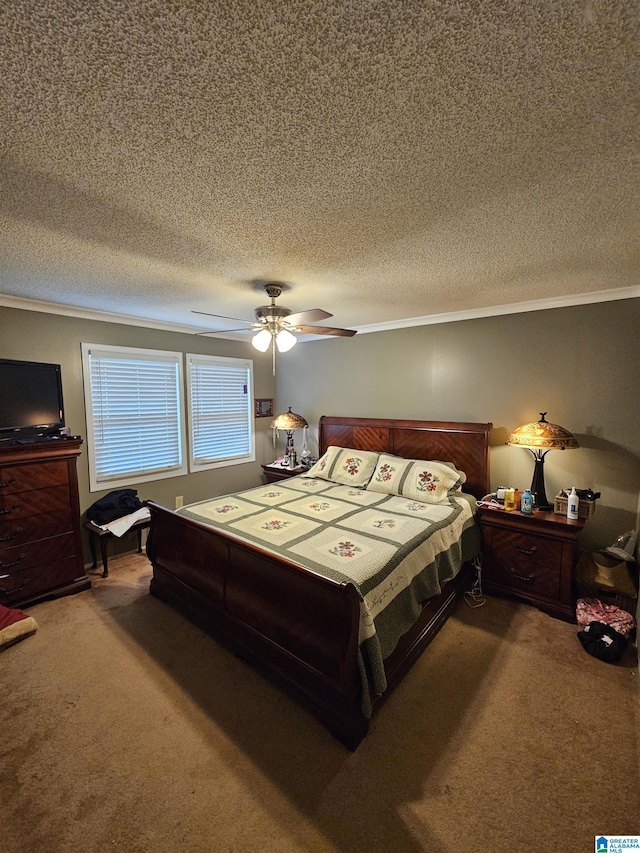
[0,358,65,441]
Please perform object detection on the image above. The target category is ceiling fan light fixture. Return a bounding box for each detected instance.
[275,328,297,352]
[251,328,272,352]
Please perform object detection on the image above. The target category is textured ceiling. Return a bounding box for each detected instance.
[0,0,638,339]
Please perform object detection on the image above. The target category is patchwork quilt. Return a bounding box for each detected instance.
[179,475,480,714]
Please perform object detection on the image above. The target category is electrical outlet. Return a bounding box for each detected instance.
[175,495,184,509]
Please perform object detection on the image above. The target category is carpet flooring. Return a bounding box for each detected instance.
[1,552,638,853]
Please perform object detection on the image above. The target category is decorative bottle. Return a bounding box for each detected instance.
[567,487,579,520]
[503,488,516,512]
[520,489,533,514]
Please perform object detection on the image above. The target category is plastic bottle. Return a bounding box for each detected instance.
[503,488,516,511]
[521,489,533,514]
[567,487,579,520]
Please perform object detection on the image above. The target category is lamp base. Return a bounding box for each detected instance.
[533,500,553,512]
[531,456,552,511]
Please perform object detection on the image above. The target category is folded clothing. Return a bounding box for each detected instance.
[93,506,151,537]
[86,489,143,525]
[0,604,38,651]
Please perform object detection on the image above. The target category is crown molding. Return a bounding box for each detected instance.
[1,286,638,340]
[0,294,250,340]
[351,286,640,335]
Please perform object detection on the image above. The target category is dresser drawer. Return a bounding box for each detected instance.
[485,527,563,600]
[0,509,74,547]
[0,532,77,574]
[0,460,68,494]
[0,484,71,518]
[0,555,82,606]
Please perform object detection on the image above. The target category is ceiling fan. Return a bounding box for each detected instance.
[193,282,357,373]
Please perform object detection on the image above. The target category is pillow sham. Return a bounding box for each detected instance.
[367,454,466,503]
[303,446,379,487]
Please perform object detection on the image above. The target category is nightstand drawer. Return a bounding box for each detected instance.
[485,528,563,599]
[484,551,560,600]
[489,527,563,568]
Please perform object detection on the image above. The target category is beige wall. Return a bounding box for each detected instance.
[0,307,275,559]
[275,298,640,553]
[2,299,639,557]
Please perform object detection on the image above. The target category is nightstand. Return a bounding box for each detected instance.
[262,463,306,484]
[477,504,585,622]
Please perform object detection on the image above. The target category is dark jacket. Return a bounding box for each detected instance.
[86,489,143,524]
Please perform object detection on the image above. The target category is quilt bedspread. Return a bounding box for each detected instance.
[178,475,479,714]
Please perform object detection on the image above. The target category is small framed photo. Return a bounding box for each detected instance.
[255,398,273,418]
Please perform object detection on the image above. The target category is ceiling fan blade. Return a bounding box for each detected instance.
[284,308,333,325]
[294,325,357,337]
[195,327,255,336]
[192,310,253,325]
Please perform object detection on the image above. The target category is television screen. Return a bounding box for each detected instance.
[0,358,65,437]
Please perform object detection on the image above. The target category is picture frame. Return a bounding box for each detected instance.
[255,398,273,418]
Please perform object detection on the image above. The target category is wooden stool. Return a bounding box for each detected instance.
[84,518,151,578]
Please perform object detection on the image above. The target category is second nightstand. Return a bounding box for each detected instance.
[477,504,585,622]
[262,463,306,484]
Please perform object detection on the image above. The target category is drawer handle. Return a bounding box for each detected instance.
[512,542,537,556]
[510,567,536,582]
[0,553,26,569]
[0,476,17,488]
[0,502,20,515]
[0,526,24,542]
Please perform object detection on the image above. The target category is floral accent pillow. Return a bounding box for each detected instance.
[303,446,379,487]
[367,454,466,503]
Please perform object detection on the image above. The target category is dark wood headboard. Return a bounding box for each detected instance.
[318,416,492,500]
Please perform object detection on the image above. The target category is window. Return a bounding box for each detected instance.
[82,344,187,492]
[187,354,255,472]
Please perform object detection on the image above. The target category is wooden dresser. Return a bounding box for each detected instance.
[0,438,90,608]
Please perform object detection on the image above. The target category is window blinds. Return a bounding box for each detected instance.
[83,345,185,488]
[188,355,253,467]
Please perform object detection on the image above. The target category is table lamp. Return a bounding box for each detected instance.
[270,407,308,467]
[507,412,578,511]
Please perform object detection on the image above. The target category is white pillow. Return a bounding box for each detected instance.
[304,446,379,487]
[367,454,466,503]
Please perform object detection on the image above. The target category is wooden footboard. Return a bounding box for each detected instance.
[146,500,369,748]
[146,502,475,749]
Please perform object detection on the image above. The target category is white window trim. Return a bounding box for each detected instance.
[186,353,255,473]
[82,343,188,492]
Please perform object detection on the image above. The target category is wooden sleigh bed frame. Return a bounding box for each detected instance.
[146,416,492,749]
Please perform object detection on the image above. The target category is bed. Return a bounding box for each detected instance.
[146,416,492,748]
